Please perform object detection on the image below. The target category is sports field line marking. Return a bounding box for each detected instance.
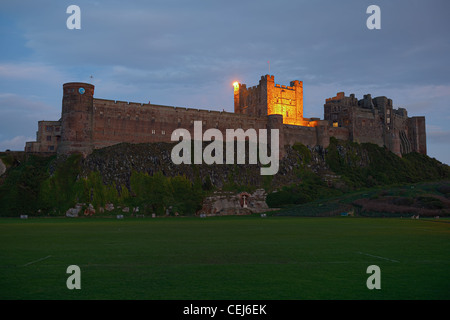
[356,251,399,263]
[21,255,52,267]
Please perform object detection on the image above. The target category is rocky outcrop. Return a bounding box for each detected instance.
[78,142,332,192]
[0,159,5,176]
[66,203,83,217]
[198,189,279,216]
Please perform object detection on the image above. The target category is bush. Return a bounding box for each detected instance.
[436,184,450,196]
[0,155,54,216]
[392,197,414,206]
[292,143,311,164]
[415,196,444,210]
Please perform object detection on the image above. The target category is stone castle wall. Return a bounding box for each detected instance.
[91,98,269,152]
[25,76,427,159]
[52,81,338,158]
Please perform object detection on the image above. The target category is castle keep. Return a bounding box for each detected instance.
[25,75,426,158]
[234,75,312,126]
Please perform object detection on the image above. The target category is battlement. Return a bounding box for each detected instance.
[93,97,244,118]
[326,92,346,102]
[261,75,275,82]
[275,84,297,90]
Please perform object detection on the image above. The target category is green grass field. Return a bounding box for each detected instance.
[0,216,449,300]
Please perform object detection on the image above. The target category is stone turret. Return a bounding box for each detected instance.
[58,82,95,156]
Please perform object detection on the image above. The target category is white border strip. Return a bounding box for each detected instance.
[21,255,52,267]
[356,251,399,263]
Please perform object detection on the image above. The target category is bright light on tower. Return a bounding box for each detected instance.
[233,81,239,90]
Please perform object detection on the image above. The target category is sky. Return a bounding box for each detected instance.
[0,0,449,164]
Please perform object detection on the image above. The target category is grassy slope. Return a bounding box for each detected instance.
[1,216,449,300]
[274,181,450,217]
[1,139,449,217]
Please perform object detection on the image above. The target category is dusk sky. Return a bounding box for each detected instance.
[1,0,449,164]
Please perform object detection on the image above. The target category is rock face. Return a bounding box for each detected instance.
[66,203,83,217]
[78,142,326,191]
[198,189,278,216]
[84,204,96,216]
[0,159,5,176]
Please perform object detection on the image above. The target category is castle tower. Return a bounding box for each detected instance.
[233,81,245,114]
[408,116,427,155]
[58,82,95,156]
[288,80,303,125]
[260,75,274,117]
[234,75,304,125]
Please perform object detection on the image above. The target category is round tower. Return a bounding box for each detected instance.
[58,82,95,156]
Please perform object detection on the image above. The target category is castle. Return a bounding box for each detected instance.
[25,75,426,158]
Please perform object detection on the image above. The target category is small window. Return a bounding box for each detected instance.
[46,136,52,141]
[162,130,166,135]
[48,146,54,151]
[152,130,155,134]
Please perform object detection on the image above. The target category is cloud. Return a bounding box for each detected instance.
[0,63,63,82]
[427,124,450,144]
[0,135,33,152]
[0,93,57,119]
[0,62,69,105]
[0,93,58,150]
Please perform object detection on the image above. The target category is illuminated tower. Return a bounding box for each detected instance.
[233,75,304,125]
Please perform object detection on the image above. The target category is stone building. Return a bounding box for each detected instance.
[324,92,426,156]
[25,75,426,158]
[25,120,62,153]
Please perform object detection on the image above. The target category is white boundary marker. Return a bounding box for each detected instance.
[21,255,52,267]
[356,251,399,263]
